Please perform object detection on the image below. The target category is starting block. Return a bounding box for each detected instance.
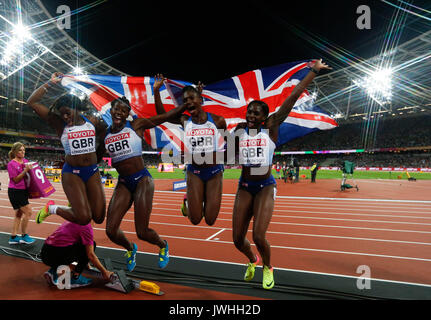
[53,175,61,183]
[83,258,164,295]
[104,269,135,293]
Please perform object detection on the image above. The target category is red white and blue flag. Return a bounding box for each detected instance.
[61,60,338,152]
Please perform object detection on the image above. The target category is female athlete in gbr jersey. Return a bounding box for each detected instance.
[102,96,186,271]
[27,72,107,225]
[153,75,227,227]
[232,60,331,289]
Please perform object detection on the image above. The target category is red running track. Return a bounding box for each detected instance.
[1,172,431,288]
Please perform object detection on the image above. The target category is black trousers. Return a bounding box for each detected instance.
[311,170,317,182]
[41,242,95,274]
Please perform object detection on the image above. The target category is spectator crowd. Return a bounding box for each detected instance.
[1,113,430,170]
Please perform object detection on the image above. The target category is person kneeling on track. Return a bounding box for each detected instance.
[40,221,113,289]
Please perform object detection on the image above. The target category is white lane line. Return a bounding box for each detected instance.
[4,204,430,235]
[3,181,429,203]
[5,200,430,226]
[144,199,431,214]
[77,215,431,241]
[152,190,431,203]
[5,187,429,211]
[148,207,431,226]
[2,197,431,222]
[271,210,431,220]
[206,228,226,241]
[140,202,431,217]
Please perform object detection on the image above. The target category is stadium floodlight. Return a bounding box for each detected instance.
[0,21,49,81]
[353,68,393,106]
[72,66,85,75]
[2,23,32,58]
[12,23,31,40]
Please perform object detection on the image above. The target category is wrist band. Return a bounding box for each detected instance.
[310,67,319,74]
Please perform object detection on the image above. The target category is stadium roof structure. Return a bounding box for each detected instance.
[0,0,430,129]
[0,0,127,108]
[310,29,431,123]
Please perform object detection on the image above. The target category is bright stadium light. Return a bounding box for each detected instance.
[12,23,31,40]
[72,66,85,75]
[0,22,37,71]
[366,68,392,98]
[353,68,393,105]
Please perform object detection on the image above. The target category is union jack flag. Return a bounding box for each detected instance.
[61,60,338,152]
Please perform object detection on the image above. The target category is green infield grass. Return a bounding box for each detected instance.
[104,168,431,180]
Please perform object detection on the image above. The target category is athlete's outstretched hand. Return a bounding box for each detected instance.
[154,74,166,91]
[50,72,63,84]
[309,59,332,73]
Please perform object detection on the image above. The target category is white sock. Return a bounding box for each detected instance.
[48,205,58,214]
[49,205,69,214]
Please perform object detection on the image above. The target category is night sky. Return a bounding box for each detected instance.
[41,0,431,84]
